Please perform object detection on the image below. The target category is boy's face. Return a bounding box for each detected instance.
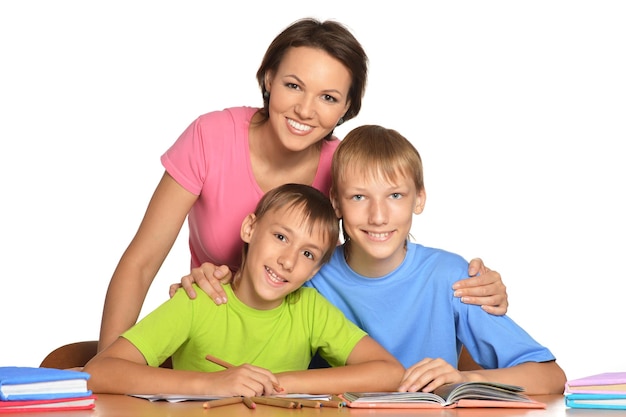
[237,205,329,310]
[333,167,426,277]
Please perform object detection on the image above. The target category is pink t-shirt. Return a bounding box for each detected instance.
[161,106,340,271]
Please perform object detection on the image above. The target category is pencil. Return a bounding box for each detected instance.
[294,398,322,408]
[202,397,243,409]
[323,395,347,408]
[243,397,256,409]
[250,396,300,409]
[205,354,284,392]
[205,354,235,369]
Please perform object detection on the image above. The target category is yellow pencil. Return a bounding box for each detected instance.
[205,354,284,392]
[250,396,300,409]
[205,354,235,369]
[324,395,347,408]
[202,397,243,409]
[243,397,256,409]
[294,398,322,408]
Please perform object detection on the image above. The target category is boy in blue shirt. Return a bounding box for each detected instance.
[307,125,566,395]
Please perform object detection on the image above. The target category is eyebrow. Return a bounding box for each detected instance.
[283,74,345,98]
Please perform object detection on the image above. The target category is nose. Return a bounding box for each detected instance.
[368,199,388,225]
[294,94,316,119]
[277,249,297,271]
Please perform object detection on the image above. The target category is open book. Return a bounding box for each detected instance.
[340,381,546,409]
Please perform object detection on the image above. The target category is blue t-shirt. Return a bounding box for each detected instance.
[306,242,555,369]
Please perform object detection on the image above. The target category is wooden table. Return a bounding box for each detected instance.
[1,394,621,416]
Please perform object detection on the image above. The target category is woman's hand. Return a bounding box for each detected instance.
[169,262,233,305]
[453,258,508,315]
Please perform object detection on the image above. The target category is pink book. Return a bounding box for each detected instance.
[0,394,96,413]
[565,372,626,394]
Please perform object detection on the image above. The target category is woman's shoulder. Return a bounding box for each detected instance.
[322,135,340,152]
[196,106,259,124]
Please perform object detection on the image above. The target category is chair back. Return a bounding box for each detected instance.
[40,340,98,369]
[40,340,173,369]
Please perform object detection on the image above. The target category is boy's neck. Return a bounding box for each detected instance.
[232,273,285,311]
[343,242,408,278]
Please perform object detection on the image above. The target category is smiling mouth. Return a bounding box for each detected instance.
[265,266,287,283]
[366,231,392,241]
[287,118,313,132]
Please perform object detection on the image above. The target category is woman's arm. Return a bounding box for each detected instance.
[454,258,509,315]
[175,259,511,317]
[276,336,404,394]
[98,172,197,351]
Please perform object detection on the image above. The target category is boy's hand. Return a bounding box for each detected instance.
[207,365,282,397]
[453,258,508,315]
[169,262,233,305]
[398,358,466,392]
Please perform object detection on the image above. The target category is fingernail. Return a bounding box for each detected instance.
[454,290,461,297]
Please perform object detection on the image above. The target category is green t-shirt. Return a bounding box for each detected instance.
[123,284,366,372]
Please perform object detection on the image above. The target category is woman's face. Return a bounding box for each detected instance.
[265,46,351,152]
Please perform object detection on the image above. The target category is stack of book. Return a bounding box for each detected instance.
[564,371,626,410]
[0,366,96,413]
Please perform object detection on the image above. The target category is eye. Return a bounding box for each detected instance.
[391,193,402,200]
[351,194,365,202]
[285,82,301,91]
[303,250,315,261]
[274,233,287,242]
[321,94,338,103]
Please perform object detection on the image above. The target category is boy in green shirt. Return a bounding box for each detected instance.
[85,183,403,397]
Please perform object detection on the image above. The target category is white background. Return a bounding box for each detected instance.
[1,1,624,382]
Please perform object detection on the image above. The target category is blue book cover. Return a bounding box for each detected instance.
[0,366,91,401]
[565,393,626,410]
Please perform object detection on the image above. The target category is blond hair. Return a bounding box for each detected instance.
[331,124,424,199]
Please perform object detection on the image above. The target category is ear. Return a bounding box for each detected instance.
[343,99,351,116]
[264,71,274,94]
[329,189,342,219]
[413,188,427,215]
[240,213,257,243]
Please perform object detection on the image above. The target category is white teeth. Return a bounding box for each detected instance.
[287,118,312,132]
[265,266,286,283]
[369,232,389,239]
